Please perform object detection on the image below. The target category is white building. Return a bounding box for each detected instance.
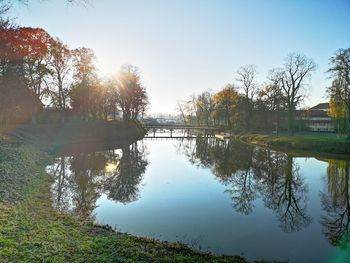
[297,103,334,132]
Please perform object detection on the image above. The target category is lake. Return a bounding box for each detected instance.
[46,137,350,262]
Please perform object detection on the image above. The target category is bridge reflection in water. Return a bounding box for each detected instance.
[143,124,219,138]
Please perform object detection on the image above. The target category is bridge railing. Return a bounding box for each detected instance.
[143,124,220,130]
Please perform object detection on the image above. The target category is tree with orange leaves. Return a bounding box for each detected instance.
[0,25,51,126]
[212,85,244,129]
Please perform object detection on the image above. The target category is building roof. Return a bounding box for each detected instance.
[310,103,329,110]
[297,109,330,118]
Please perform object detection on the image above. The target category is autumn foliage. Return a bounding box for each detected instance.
[0,27,50,60]
[0,22,148,128]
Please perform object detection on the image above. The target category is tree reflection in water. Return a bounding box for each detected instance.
[273,155,311,232]
[104,142,148,204]
[48,137,350,250]
[50,156,72,213]
[48,142,148,219]
[177,138,311,231]
[69,151,107,219]
[320,159,350,249]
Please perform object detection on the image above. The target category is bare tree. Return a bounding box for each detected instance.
[236,64,258,130]
[0,1,10,19]
[45,37,74,123]
[22,28,52,124]
[176,100,188,125]
[236,64,258,101]
[273,53,316,135]
[188,94,199,124]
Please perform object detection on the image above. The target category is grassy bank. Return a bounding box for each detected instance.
[0,129,266,262]
[236,133,350,158]
[5,120,146,153]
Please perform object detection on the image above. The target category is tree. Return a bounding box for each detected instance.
[45,37,73,123]
[69,47,104,120]
[0,25,45,127]
[327,48,350,139]
[261,69,287,133]
[187,94,199,124]
[131,79,148,120]
[21,27,51,124]
[176,95,197,125]
[272,53,316,135]
[69,79,105,120]
[236,64,258,130]
[212,85,243,130]
[176,100,188,125]
[0,1,11,29]
[196,90,214,126]
[103,78,119,120]
[115,64,148,120]
[328,79,347,136]
[71,47,97,83]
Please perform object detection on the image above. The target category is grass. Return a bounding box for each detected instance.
[1,129,279,262]
[236,133,350,158]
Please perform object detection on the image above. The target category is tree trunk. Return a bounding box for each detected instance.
[346,105,350,139]
[61,109,66,124]
[246,100,252,131]
[275,111,280,135]
[31,100,37,125]
[31,111,37,125]
[0,113,5,133]
[288,108,295,136]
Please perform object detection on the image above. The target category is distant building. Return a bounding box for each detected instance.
[143,114,182,125]
[297,103,334,132]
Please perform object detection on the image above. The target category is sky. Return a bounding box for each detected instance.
[10,0,350,114]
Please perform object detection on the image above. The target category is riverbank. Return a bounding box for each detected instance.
[235,133,350,158]
[0,125,263,262]
[4,120,146,153]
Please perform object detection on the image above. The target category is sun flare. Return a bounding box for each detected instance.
[105,162,118,173]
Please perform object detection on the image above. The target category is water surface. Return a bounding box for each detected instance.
[47,138,350,262]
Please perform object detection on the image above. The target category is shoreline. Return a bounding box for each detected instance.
[234,133,350,160]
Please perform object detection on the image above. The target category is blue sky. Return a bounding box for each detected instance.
[11,0,350,114]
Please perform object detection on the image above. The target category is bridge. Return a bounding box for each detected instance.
[142,124,220,138]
